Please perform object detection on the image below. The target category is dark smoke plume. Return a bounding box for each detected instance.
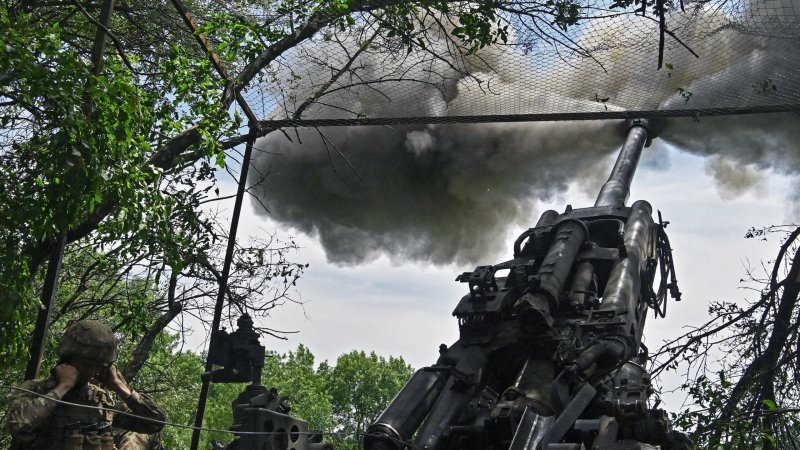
[252,121,623,265]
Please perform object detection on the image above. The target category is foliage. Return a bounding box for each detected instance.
[263,344,336,431]
[654,225,800,449]
[0,9,158,359]
[0,4,236,363]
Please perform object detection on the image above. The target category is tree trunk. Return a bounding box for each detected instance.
[122,302,183,381]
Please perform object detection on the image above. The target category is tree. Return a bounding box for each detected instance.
[263,344,336,432]
[653,225,800,449]
[322,350,414,450]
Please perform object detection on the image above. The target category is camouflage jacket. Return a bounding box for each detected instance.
[7,376,166,450]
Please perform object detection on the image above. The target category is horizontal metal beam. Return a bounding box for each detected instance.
[258,103,800,128]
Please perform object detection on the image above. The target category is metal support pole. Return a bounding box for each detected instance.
[190,134,257,450]
[24,235,67,380]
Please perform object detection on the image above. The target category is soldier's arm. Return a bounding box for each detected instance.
[111,389,167,434]
[6,380,63,437]
[104,366,166,434]
[7,365,78,438]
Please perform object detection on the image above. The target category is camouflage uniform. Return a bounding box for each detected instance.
[6,320,166,449]
[114,428,162,450]
[7,376,165,449]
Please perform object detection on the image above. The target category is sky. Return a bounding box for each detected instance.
[203,123,796,414]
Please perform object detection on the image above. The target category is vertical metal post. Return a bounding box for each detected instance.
[23,0,116,381]
[168,2,264,446]
[24,235,67,380]
[190,133,257,450]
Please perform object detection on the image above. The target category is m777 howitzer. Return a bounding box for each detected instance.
[364,119,689,450]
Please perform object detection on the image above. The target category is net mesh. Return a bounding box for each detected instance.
[138,0,800,126]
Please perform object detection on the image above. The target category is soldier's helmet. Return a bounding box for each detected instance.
[57,320,118,365]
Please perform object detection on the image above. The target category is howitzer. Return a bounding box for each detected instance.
[365,119,688,450]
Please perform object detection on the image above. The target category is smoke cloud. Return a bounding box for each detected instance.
[251,3,800,266]
[252,121,624,265]
[704,155,768,200]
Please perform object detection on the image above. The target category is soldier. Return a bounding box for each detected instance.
[6,320,166,449]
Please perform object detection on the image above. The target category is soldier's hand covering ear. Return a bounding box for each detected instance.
[105,365,132,399]
[53,363,79,397]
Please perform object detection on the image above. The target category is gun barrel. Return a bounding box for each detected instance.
[594,120,651,207]
[364,369,448,450]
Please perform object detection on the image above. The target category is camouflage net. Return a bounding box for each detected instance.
[173,0,800,127]
[72,0,800,126]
